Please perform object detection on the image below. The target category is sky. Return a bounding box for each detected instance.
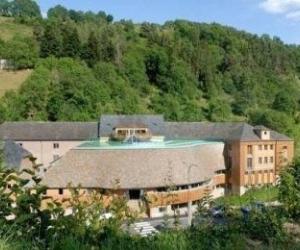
[37,0,300,44]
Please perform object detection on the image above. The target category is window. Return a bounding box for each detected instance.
[171,203,188,210]
[264,157,268,164]
[53,143,59,149]
[258,145,262,150]
[58,189,63,195]
[180,185,189,190]
[19,143,23,147]
[270,145,273,150]
[159,207,167,213]
[264,145,268,150]
[192,200,199,205]
[7,184,11,189]
[283,146,288,149]
[157,187,167,192]
[258,157,262,164]
[247,158,253,169]
[53,155,59,161]
[129,189,141,200]
[247,145,253,154]
[270,157,274,163]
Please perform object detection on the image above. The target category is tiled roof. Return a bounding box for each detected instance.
[2,140,32,170]
[165,122,292,141]
[0,122,99,141]
[41,143,226,189]
[0,117,292,142]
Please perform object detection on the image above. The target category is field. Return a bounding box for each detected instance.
[0,17,32,41]
[0,70,32,97]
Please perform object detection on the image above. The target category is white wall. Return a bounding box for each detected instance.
[150,204,198,218]
[16,140,82,169]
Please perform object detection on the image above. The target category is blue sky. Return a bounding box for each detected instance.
[38,0,300,44]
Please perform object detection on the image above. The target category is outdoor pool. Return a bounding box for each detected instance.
[76,139,223,150]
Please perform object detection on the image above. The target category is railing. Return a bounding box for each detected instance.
[145,185,212,207]
[111,131,152,141]
[212,174,226,186]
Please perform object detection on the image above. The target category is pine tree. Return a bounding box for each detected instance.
[40,24,62,58]
[82,31,100,66]
[62,26,80,58]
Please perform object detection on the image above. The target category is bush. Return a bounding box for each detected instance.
[242,208,286,244]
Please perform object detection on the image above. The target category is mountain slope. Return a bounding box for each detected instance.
[0,12,299,154]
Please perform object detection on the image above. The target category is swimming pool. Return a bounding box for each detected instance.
[76,139,223,150]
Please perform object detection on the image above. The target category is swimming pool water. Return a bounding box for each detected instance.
[76,139,223,150]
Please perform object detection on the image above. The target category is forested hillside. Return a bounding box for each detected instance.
[0,1,300,151]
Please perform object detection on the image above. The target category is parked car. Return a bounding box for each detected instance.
[210,205,225,218]
[241,201,266,220]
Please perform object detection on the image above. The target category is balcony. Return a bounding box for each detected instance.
[212,174,226,186]
[111,128,152,141]
[145,185,211,208]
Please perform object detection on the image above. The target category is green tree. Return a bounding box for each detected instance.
[145,49,169,86]
[278,159,300,220]
[0,0,10,16]
[68,9,84,22]
[61,26,81,58]
[106,14,114,23]
[5,36,39,69]
[47,4,69,21]
[40,23,62,58]
[207,98,231,122]
[273,90,298,115]
[99,27,116,62]
[10,0,41,19]
[82,31,101,66]
[249,109,294,135]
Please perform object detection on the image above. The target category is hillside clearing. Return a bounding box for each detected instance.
[0,17,32,41]
[0,70,31,96]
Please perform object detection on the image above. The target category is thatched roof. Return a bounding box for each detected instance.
[42,142,226,189]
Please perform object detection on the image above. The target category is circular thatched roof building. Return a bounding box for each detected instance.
[41,140,225,189]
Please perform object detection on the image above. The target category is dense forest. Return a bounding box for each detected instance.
[0,0,300,150]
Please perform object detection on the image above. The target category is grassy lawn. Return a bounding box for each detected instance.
[0,17,32,41]
[0,70,32,97]
[215,186,279,206]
